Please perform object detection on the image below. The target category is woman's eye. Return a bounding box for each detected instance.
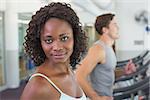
[61,36,69,42]
[45,39,53,44]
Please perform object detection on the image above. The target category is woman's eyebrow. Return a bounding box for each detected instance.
[59,33,69,37]
[43,35,52,39]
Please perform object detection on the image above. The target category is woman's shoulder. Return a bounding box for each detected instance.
[20,76,57,100]
[28,76,50,91]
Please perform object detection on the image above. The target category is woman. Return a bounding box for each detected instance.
[21,2,87,100]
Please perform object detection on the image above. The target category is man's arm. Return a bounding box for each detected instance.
[76,45,112,100]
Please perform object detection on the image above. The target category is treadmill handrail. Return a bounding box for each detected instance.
[115,60,150,82]
[113,81,149,99]
[114,77,150,93]
[116,50,149,67]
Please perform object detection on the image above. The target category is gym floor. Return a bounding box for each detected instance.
[0,80,26,100]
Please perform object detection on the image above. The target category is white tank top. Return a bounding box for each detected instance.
[29,73,87,100]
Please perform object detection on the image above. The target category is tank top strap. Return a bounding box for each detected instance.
[29,73,63,94]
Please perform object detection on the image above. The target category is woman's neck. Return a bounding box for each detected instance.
[36,60,71,76]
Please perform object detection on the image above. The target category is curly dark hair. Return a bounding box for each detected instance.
[23,2,88,69]
[95,13,115,35]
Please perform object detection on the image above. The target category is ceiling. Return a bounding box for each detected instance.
[44,0,115,24]
[0,0,115,24]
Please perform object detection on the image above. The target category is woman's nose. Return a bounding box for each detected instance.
[52,41,63,51]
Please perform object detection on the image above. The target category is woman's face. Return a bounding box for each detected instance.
[40,18,74,64]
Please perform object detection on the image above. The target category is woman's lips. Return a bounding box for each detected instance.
[52,53,66,59]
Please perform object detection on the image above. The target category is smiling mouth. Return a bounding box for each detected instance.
[53,53,66,59]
